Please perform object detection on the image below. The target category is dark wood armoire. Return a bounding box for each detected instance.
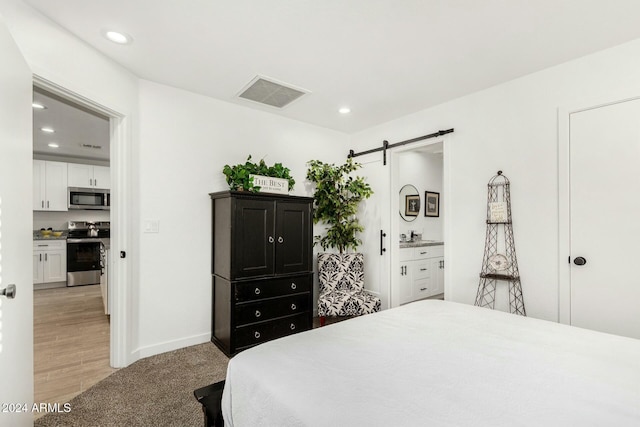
[210,190,314,356]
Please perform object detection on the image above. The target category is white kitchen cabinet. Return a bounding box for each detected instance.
[68,163,110,189]
[33,240,67,284]
[33,160,68,211]
[398,244,444,304]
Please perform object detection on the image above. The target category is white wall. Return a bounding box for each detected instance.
[2,0,350,363]
[397,151,443,241]
[351,37,640,322]
[136,80,348,356]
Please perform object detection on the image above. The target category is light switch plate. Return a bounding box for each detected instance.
[143,219,160,233]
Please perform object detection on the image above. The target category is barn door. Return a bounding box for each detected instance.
[357,154,391,309]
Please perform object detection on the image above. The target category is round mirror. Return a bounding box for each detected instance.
[399,184,420,222]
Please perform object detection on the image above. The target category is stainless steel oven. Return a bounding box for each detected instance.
[67,221,110,287]
[68,187,110,210]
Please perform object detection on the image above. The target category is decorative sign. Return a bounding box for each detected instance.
[250,175,289,194]
[489,202,508,222]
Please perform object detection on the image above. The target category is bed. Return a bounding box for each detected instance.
[221,300,640,426]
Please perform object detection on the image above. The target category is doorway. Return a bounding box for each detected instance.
[31,76,131,405]
[391,142,445,307]
[559,95,640,340]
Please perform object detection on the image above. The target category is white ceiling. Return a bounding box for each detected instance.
[24,0,640,133]
[33,88,110,161]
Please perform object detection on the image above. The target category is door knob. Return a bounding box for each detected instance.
[0,284,16,299]
[573,257,587,266]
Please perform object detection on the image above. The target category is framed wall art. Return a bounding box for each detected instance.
[405,195,420,216]
[425,191,440,217]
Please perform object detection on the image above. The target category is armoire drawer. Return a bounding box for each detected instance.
[235,294,310,326]
[235,275,311,302]
[235,313,310,349]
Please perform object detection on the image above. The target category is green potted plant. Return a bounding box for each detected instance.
[223,155,295,192]
[306,157,373,253]
[306,157,379,324]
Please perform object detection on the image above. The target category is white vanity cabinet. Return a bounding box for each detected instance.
[33,240,67,284]
[68,163,110,189]
[398,244,444,304]
[33,160,68,211]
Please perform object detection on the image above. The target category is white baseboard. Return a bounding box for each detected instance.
[34,281,66,290]
[135,333,211,359]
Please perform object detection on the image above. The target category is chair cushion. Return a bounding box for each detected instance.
[318,289,381,317]
[318,253,364,292]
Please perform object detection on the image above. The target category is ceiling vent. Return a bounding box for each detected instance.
[237,76,308,109]
[81,143,103,149]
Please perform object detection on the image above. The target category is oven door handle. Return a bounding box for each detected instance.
[67,238,104,243]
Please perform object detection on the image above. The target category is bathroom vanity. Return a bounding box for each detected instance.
[398,241,444,304]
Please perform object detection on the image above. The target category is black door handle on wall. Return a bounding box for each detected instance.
[380,230,386,255]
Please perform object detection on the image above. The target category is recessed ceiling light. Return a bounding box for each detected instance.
[41,127,55,133]
[32,103,47,110]
[48,143,59,148]
[339,107,351,114]
[103,30,132,45]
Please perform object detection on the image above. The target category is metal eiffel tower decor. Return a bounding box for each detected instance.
[475,171,526,315]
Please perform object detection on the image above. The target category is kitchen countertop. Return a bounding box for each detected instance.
[33,231,67,240]
[399,240,444,249]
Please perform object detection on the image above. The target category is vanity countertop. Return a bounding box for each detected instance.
[399,240,444,249]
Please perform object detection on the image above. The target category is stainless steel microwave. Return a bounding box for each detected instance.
[68,187,110,210]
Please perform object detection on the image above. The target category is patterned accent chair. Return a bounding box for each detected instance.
[317,253,381,326]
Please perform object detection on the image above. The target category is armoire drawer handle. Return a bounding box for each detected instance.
[291,283,297,290]
[420,287,428,291]
[255,310,261,318]
[254,288,261,295]
[254,331,261,339]
[291,303,297,311]
[420,251,427,255]
[290,323,296,330]
[420,268,427,271]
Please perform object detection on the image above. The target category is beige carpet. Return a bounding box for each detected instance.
[35,342,229,427]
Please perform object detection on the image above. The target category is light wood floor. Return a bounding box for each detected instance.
[34,284,118,414]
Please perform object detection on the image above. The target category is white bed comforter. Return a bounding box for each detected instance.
[222,300,640,426]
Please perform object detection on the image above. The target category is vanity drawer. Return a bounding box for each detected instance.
[413,245,444,259]
[399,247,413,262]
[414,261,431,280]
[235,294,310,325]
[235,313,310,348]
[414,279,432,299]
[235,275,311,302]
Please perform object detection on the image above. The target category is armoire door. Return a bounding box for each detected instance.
[569,97,640,340]
[233,198,275,278]
[275,201,311,274]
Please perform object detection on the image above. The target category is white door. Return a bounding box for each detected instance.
[43,250,66,283]
[67,163,94,188]
[93,165,111,189]
[44,161,68,211]
[33,252,44,284]
[33,159,45,210]
[0,15,35,427]
[356,154,391,309]
[569,98,640,339]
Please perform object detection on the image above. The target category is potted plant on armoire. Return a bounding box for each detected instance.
[305,157,381,325]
